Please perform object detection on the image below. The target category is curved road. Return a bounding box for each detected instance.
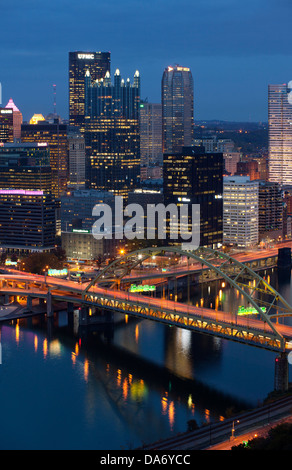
[140,395,292,450]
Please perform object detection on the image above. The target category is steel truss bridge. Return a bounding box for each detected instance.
[1,247,292,355]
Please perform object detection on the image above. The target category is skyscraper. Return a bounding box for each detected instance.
[84,69,141,197]
[139,101,163,166]
[5,98,23,140]
[0,142,52,193]
[162,65,194,154]
[0,144,55,253]
[163,146,223,248]
[258,180,283,240]
[268,83,292,185]
[0,107,13,143]
[21,120,69,198]
[68,129,86,189]
[69,51,111,128]
[223,176,259,248]
[0,190,56,253]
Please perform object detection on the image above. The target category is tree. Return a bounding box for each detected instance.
[0,252,7,264]
[231,423,292,450]
[187,419,199,432]
[52,246,66,262]
[22,252,63,275]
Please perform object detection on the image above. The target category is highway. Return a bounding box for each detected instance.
[1,242,292,350]
[2,270,292,351]
[94,243,284,284]
[140,395,292,450]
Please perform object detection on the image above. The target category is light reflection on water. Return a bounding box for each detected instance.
[2,319,224,450]
[0,266,291,449]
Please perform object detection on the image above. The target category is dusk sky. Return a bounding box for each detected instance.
[1,0,292,123]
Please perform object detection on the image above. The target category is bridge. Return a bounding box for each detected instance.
[1,246,292,390]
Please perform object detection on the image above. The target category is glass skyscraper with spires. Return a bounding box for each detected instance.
[69,51,111,128]
[84,68,141,198]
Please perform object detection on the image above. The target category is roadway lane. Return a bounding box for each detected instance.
[2,273,292,345]
[141,396,292,450]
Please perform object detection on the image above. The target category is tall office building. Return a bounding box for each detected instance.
[139,101,163,166]
[0,144,55,253]
[224,152,241,175]
[68,129,86,189]
[258,180,283,241]
[162,65,194,154]
[5,98,23,140]
[0,190,56,253]
[268,83,292,185]
[0,107,14,143]
[223,176,259,248]
[69,51,111,128]
[60,189,116,259]
[21,120,69,197]
[84,69,140,197]
[0,143,52,193]
[163,146,223,248]
[60,189,115,232]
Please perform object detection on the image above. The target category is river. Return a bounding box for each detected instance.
[0,267,291,450]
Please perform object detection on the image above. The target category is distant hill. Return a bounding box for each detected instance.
[194,121,268,154]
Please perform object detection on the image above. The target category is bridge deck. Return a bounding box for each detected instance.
[1,273,292,352]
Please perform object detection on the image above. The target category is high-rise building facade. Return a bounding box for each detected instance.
[68,129,86,189]
[69,51,111,128]
[0,107,14,143]
[258,180,283,241]
[0,141,56,253]
[162,65,194,154]
[268,83,292,185]
[0,143,52,193]
[163,146,223,248]
[224,151,241,175]
[223,176,259,248]
[60,189,115,232]
[139,101,163,166]
[21,120,69,197]
[84,69,140,197]
[5,98,23,140]
[0,189,56,253]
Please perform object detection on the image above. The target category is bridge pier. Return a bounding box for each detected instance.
[67,302,74,314]
[46,292,54,317]
[80,306,89,325]
[26,295,32,311]
[274,352,289,392]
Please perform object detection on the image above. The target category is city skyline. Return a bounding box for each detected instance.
[1,0,292,122]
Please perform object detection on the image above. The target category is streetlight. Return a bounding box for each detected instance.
[231,420,240,440]
[43,265,49,284]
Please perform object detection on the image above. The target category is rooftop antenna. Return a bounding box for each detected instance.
[53,84,57,115]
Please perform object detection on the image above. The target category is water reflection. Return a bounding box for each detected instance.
[1,267,288,449]
[0,313,253,450]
